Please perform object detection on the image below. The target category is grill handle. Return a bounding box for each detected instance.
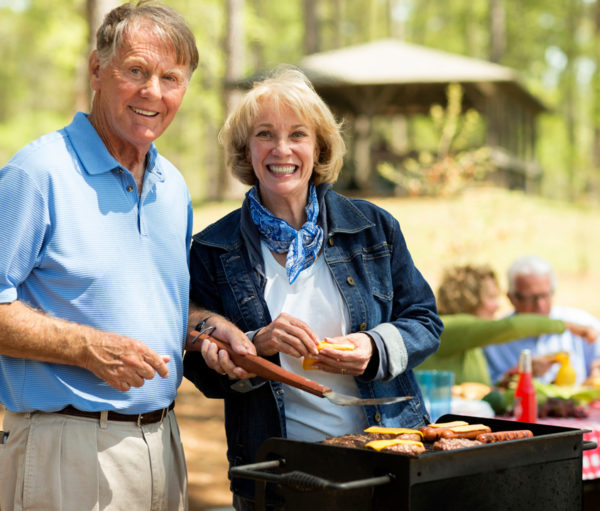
[583,440,597,451]
[230,459,394,492]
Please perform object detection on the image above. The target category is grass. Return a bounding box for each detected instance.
[193,186,600,319]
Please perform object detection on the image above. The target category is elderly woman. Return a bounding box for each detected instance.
[417,264,578,385]
[183,68,443,510]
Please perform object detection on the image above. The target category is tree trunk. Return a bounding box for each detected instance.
[332,0,344,49]
[387,0,405,39]
[562,0,580,199]
[490,0,505,63]
[80,0,119,111]
[354,114,373,193]
[593,0,600,194]
[250,0,266,69]
[304,0,319,54]
[221,0,248,200]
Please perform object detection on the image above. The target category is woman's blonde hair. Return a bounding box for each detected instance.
[219,66,346,186]
[436,264,498,315]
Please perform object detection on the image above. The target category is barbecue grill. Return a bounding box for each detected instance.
[231,414,596,511]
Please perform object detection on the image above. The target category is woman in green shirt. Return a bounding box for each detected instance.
[417,264,565,385]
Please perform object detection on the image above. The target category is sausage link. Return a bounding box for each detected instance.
[440,425,492,439]
[421,427,454,441]
[476,430,534,443]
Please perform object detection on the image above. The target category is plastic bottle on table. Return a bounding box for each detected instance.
[514,349,537,423]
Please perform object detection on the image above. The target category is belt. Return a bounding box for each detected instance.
[55,402,175,427]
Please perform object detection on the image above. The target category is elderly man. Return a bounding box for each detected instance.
[484,255,600,386]
[0,3,251,510]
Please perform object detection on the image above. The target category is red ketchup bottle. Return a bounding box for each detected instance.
[514,349,537,423]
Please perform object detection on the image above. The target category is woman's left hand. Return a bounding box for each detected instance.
[312,332,374,376]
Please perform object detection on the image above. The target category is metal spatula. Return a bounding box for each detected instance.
[189,330,412,407]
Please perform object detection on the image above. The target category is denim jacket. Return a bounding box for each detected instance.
[184,185,442,501]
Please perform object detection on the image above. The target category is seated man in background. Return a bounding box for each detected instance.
[417,264,576,385]
[484,255,600,386]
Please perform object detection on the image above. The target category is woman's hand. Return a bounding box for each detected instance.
[312,332,374,376]
[253,312,320,358]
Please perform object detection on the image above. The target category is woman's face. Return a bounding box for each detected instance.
[248,100,317,210]
[475,276,500,319]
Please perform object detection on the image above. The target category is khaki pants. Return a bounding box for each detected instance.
[0,409,187,511]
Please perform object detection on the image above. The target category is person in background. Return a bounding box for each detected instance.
[417,264,590,386]
[0,3,250,510]
[183,67,443,511]
[484,255,600,386]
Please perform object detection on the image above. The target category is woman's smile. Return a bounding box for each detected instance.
[249,100,317,218]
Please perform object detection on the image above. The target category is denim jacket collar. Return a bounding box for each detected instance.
[205,182,372,274]
[194,183,380,289]
[203,183,376,249]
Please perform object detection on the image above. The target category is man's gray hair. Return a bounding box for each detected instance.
[507,255,556,294]
[95,1,198,76]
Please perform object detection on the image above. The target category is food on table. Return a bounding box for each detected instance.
[553,352,576,387]
[482,389,509,415]
[538,397,587,418]
[452,382,492,400]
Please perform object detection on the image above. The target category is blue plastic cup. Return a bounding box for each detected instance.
[414,370,454,422]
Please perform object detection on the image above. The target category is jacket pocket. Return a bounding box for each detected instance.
[362,243,393,301]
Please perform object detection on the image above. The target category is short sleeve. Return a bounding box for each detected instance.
[0,165,48,302]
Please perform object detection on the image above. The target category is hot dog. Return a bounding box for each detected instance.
[419,421,469,441]
[420,427,447,441]
[476,430,533,443]
[439,424,492,439]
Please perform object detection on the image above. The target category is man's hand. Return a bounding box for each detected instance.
[83,332,170,392]
[564,322,600,344]
[0,301,170,392]
[531,354,556,378]
[186,306,256,379]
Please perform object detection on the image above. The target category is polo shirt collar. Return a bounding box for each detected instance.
[65,111,161,179]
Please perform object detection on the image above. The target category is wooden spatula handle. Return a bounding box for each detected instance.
[189,331,332,398]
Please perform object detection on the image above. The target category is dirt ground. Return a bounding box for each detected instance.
[176,379,232,511]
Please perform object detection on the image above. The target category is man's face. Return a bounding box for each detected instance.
[89,25,189,153]
[508,273,553,315]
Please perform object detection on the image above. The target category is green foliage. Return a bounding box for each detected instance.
[0,1,86,161]
[1,0,600,201]
[377,83,492,196]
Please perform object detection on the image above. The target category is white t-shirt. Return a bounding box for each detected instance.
[261,242,368,441]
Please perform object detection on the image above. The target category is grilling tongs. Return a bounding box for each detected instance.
[189,329,413,407]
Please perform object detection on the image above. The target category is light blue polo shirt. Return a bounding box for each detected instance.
[0,112,193,413]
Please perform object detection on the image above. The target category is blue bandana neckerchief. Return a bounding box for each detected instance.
[248,184,323,284]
